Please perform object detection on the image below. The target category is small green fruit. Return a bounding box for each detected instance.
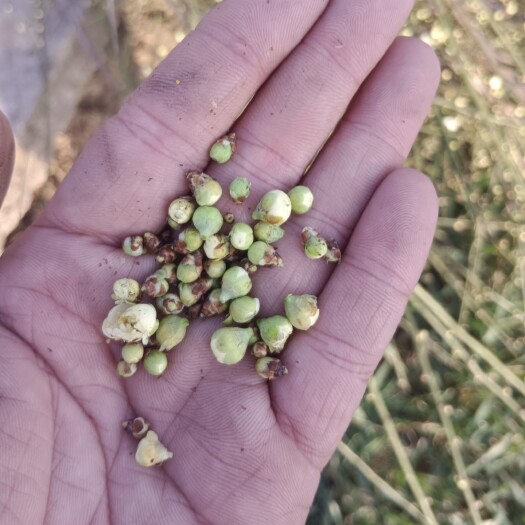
[209,133,236,164]
[252,190,292,225]
[192,206,224,239]
[144,350,168,376]
[227,296,260,324]
[121,343,144,364]
[229,177,251,204]
[220,267,252,303]
[155,315,189,351]
[229,223,254,251]
[210,327,254,365]
[288,185,314,214]
[284,294,320,330]
[257,316,293,354]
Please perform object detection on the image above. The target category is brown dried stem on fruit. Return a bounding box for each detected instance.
[123,417,150,439]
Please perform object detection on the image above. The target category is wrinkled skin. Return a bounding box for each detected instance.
[0,1,440,523]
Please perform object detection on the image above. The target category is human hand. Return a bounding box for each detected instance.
[0,1,440,523]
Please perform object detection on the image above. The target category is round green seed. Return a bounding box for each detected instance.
[229,223,254,251]
[229,177,251,204]
[121,343,144,364]
[205,259,227,279]
[192,206,224,239]
[228,296,260,324]
[288,185,314,214]
[144,350,168,376]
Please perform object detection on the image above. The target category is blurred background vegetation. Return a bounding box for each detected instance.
[1,0,524,523]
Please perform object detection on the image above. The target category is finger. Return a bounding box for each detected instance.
[272,169,439,467]
[252,37,441,309]
[206,0,414,191]
[0,110,15,207]
[42,0,328,239]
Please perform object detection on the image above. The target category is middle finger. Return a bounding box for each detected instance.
[208,0,414,193]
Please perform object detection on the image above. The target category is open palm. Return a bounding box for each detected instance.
[0,1,440,523]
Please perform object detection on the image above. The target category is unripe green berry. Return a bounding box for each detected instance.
[175,227,203,253]
[117,360,137,378]
[252,190,292,225]
[122,235,144,257]
[229,177,251,204]
[209,133,236,164]
[204,259,227,279]
[305,236,327,259]
[284,294,319,331]
[179,278,214,307]
[302,226,328,259]
[210,327,254,365]
[200,289,229,318]
[143,350,168,376]
[255,357,288,380]
[288,185,314,214]
[156,293,184,315]
[177,252,203,283]
[192,206,224,239]
[112,278,140,303]
[229,223,254,251]
[253,222,285,244]
[121,343,144,364]
[187,171,223,206]
[168,196,195,226]
[220,266,252,303]
[247,241,283,267]
[141,273,170,298]
[155,315,189,351]
[227,296,260,324]
[203,234,230,260]
[257,316,293,354]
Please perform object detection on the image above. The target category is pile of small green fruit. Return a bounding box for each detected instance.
[102,133,341,382]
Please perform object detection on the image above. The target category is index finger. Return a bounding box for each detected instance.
[43,0,328,239]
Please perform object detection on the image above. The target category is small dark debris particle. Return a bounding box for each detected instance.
[47,347,53,353]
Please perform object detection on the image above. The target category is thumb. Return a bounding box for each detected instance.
[0,110,15,207]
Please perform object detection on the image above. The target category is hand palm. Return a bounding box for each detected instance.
[0,1,440,523]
